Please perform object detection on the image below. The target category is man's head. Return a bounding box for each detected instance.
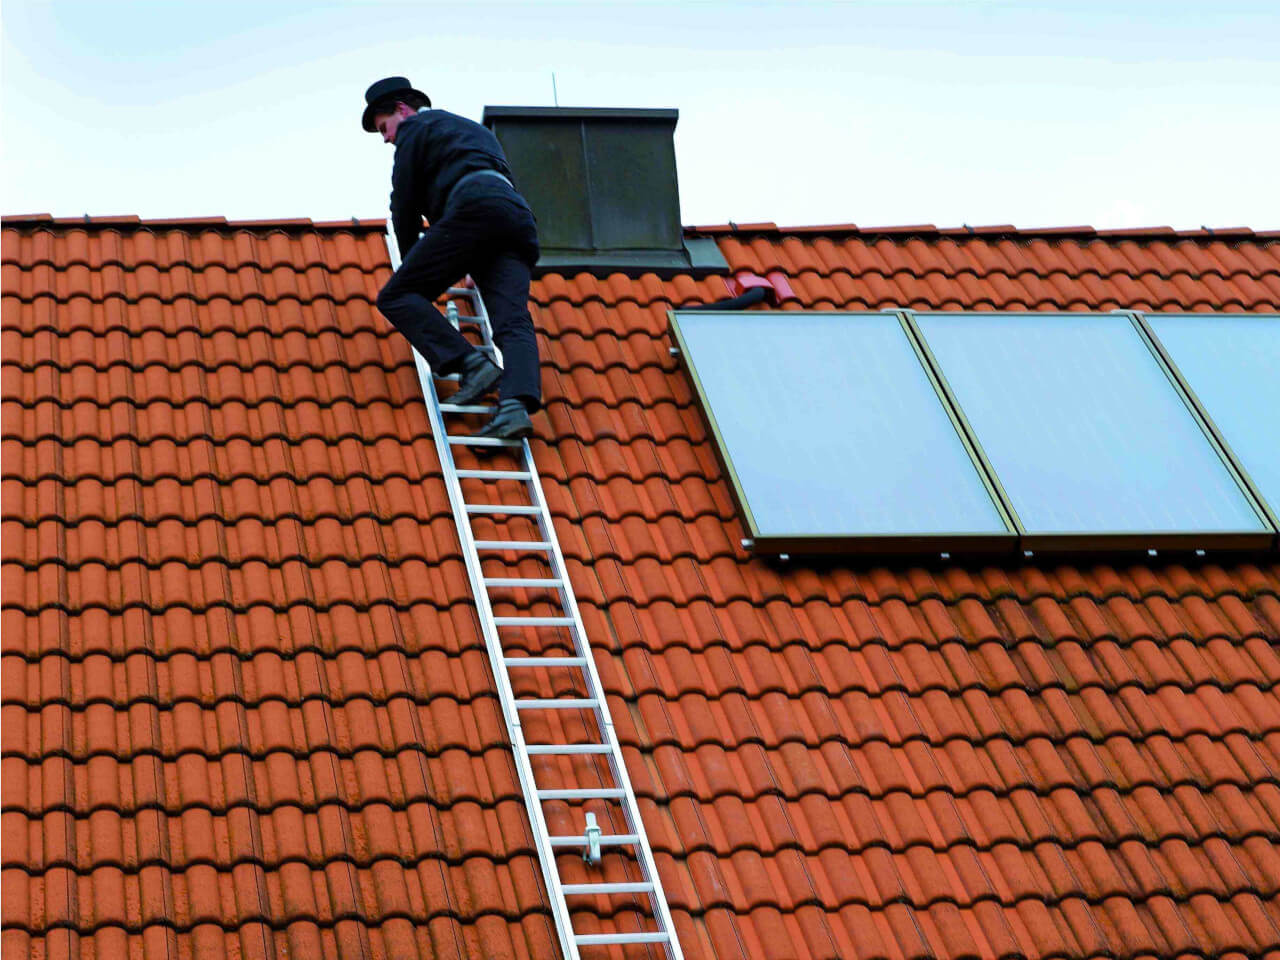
[371,101,418,144]
[361,76,430,134]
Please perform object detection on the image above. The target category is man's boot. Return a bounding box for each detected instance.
[449,350,502,406]
[475,398,533,440]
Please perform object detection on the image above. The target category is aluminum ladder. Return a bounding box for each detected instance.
[396,263,684,959]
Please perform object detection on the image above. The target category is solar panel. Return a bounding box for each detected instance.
[911,311,1270,547]
[669,310,1014,553]
[1143,313,1280,528]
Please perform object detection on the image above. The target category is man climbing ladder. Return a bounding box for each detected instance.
[364,75,541,440]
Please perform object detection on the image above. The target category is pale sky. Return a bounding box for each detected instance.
[3,0,1278,231]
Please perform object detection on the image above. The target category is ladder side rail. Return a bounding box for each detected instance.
[410,345,582,960]
[393,239,682,957]
[410,352,524,736]
[467,274,685,960]
[462,289,621,751]
[459,284,612,744]
[470,284,503,367]
[459,284,611,725]
[386,241,579,960]
[521,451,686,958]
[522,456,615,738]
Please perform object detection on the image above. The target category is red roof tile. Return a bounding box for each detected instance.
[3,217,1280,959]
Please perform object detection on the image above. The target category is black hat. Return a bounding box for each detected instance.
[362,76,431,132]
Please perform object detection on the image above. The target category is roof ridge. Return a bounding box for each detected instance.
[8,215,1275,241]
[684,222,1280,241]
[2,213,389,231]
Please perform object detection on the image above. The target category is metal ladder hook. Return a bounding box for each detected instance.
[583,812,602,865]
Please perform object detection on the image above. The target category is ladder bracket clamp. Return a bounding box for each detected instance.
[583,812,603,865]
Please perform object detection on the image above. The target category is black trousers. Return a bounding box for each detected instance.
[377,180,542,410]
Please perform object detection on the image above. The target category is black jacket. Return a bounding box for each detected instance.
[389,109,516,258]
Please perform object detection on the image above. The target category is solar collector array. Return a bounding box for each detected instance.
[671,308,1277,556]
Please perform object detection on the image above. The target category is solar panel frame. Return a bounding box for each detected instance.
[904,309,1275,553]
[667,309,1019,556]
[1135,310,1280,549]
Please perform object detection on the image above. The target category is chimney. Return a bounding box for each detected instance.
[482,106,727,278]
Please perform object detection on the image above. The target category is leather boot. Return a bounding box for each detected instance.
[475,398,533,440]
[449,350,502,406]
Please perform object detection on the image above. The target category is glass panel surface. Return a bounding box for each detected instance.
[673,311,1009,537]
[1146,313,1280,518]
[914,312,1266,534]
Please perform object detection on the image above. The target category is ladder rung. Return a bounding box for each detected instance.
[576,933,671,946]
[525,743,609,754]
[439,403,495,414]
[448,435,522,447]
[504,657,587,669]
[485,577,563,588]
[561,882,654,895]
[493,616,574,627]
[446,286,473,296]
[435,373,461,382]
[515,698,599,710]
[550,833,640,847]
[456,469,531,480]
[538,788,626,800]
[466,504,542,515]
[474,540,553,551]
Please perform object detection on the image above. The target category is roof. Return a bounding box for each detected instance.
[3,214,1280,960]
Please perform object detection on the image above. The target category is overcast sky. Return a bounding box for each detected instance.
[3,0,1278,231]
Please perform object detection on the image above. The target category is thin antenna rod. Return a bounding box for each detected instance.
[552,72,559,107]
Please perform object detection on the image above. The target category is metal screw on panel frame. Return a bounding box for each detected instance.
[1195,548,1206,557]
[741,538,754,550]
[1023,550,1034,558]
[778,553,790,562]
[669,346,681,357]
[940,552,951,560]
[1148,548,1159,557]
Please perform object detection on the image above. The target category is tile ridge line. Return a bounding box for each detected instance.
[684,223,1272,241]
[3,214,389,232]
